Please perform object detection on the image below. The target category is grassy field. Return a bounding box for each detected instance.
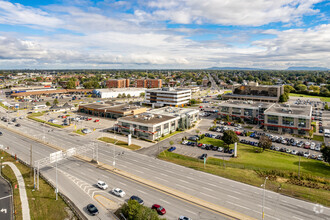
[1,151,75,219]
[98,137,141,150]
[73,129,85,135]
[312,135,324,142]
[289,93,330,102]
[158,140,330,206]
[199,137,225,147]
[159,130,182,141]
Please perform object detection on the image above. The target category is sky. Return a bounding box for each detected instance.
[0,0,329,69]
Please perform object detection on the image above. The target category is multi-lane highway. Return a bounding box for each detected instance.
[0,110,329,220]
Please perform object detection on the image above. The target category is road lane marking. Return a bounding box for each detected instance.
[200,192,218,200]
[232,191,242,195]
[120,164,127,168]
[296,204,302,208]
[154,177,169,182]
[206,183,217,187]
[226,201,251,210]
[292,216,304,220]
[185,209,197,215]
[160,173,168,177]
[257,205,272,210]
[175,184,193,191]
[179,179,189,184]
[160,199,170,204]
[118,181,127,186]
[140,167,150,170]
[186,176,194,180]
[134,170,144,174]
[227,195,239,200]
[265,214,280,220]
[202,187,214,192]
[137,190,147,194]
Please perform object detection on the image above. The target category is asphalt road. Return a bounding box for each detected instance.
[0,176,12,220]
[1,111,330,220]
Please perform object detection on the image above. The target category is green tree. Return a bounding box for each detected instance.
[321,146,330,164]
[169,140,174,146]
[53,98,59,105]
[35,76,42,82]
[139,92,145,98]
[121,200,163,220]
[279,94,288,103]
[295,84,307,92]
[127,94,131,98]
[258,135,272,151]
[117,93,122,98]
[225,115,229,121]
[284,85,295,94]
[325,103,329,110]
[66,80,76,89]
[45,101,51,106]
[222,130,239,148]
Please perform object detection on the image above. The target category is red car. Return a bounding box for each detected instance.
[197,143,203,147]
[62,115,67,118]
[87,118,92,121]
[94,119,100,122]
[151,204,166,215]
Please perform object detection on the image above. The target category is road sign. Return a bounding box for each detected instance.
[49,151,63,163]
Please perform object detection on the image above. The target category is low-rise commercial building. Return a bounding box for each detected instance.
[78,103,147,119]
[144,87,191,107]
[116,107,199,141]
[263,104,312,135]
[92,88,146,99]
[222,83,284,102]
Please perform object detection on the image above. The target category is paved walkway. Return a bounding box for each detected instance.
[3,162,30,220]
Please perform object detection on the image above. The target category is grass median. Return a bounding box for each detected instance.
[312,135,324,142]
[98,137,141,150]
[73,129,85,135]
[1,151,75,219]
[27,112,64,128]
[158,141,330,206]
[158,130,182,141]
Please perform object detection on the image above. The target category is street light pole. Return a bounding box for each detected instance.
[0,157,3,176]
[262,176,268,220]
[55,159,58,200]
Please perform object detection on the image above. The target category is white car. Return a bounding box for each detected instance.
[179,216,192,220]
[291,150,297,155]
[182,140,188,145]
[303,152,310,158]
[111,188,125,197]
[310,142,315,150]
[97,181,108,190]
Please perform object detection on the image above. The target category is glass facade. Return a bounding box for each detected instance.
[282,117,294,126]
[267,115,278,124]
[221,107,229,113]
[244,109,253,116]
[232,108,241,115]
[298,118,306,128]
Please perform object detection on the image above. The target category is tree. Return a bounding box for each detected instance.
[53,99,59,105]
[66,80,76,89]
[222,130,239,147]
[325,103,329,110]
[122,93,127,98]
[321,146,330,164]
[117,93,122,98]
[295,84,307,92]
[139,92,145,98]
[225,115,229,121]
[190,99,198,105]
[284,85,295,94]
[279,94,288,103]
[258,135,272,151]
[121,199,163,220]
[127,94,131,98]
[45,101,51,106]
[169,140,174,146]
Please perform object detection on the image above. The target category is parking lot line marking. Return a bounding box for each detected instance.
[226,201,251,210]
[154,177,169,182]
[140,166,150,170]
[137,189,147,194]
[265,214,280,220]
[160,199,170,204]
[227,195,239,200]
[202,187,214,192]
[185,209,197,215]
[175,184,193,191]
[200,192,218,200]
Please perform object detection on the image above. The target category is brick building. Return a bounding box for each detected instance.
[106,79,130,88]
[136,79,162,88]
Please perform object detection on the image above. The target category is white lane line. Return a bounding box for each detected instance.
[265,214,280,220]
[154,177,169,182]
[227,195,239,200]
[120,164,127,168]
[160,173,168,177]
[134,170,144,174]
[201,187,214,192]
[179,179,189,184]
[118,181,127,186]
[282,200,288,203]
[200,192,218,200]
[165,170,176,174]
[232,191,242,195]
[185,209,197,215]
[292,216,304,220]
[257,204,272,210]
[226,201,251,210]
[296,204,302,208]
[140,167,150,170]
[137,190,147,194]
[160,199,170,204]
[175,184,193,191]
[186,176,194,180]
[206,183,217,187]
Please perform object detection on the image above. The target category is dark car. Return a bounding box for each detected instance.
[130,195,144,205]
[228,149,234,154]
[0,131,3,136]
[212,146,219,151]
[15,123,21,127]
[87,204,99,215]
[151,204,166,215]
[168,147,176,152]
[190,142,196,147]
[199,154,207,160]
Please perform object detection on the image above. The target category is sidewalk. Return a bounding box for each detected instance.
[3,162,31,220]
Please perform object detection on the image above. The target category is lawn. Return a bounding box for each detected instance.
[27,112,64,128]
[158,130,182,141]
[158,140,330,206]
[98,137,141,150]
[1,151,74,220]
[289,93,330,102]
[312,135,324,142]
[198,137,225,147]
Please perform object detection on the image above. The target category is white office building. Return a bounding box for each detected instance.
[144,87,191,107]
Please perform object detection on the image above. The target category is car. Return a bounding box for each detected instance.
[130,195,144,205]
[97,180,108,190]
[317,155,323,161]
[94,119,100,122]
[152,204,166,215]
[291,150,297,155]
[212,146,218,151]
[310,154,317,159]
[168,147,176,152]
[15,123,21,127]
[199,154,207,160]
[304,142,310,149]
[228,149,234,154]
[315,144,321,151]
[286,148,291,153]
[303,152,310,158]
[87,117,92,121]
[197,143,203,147]
[82,128,92,134]
[86,204,99,216]
[111,188,126,197]
[182,140,188,145]
[178,216,192,220]
[217,147,223,152]
[0,132,3,136]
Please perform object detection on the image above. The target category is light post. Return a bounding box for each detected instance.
[0,156,3,175]
[55,159,58,200]
[261,176,268,220]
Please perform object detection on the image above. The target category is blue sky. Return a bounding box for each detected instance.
[0,0,329,69]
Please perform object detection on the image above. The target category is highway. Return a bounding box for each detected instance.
[1,111,330,220]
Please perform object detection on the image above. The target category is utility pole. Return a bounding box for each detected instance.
[30,144,32,178]
[262,176,268,220]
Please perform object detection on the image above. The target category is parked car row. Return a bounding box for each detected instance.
[269,146,324,161]
[182,139,233,154]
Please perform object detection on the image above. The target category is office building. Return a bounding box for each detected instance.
[144,87,191,107]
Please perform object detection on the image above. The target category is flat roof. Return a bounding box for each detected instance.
[119,113,176,125]
[219,100,273,109]
[146,87,191,93]
[222,93,279,100]
[79,103,145,113]
[264,104,312,117]
[11,89,93,96]
[95,88,146,92]
[149,106,199,116]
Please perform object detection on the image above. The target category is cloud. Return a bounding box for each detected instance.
[146,0,324,26]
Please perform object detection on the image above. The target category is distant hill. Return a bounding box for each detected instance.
[287,67,329,71]
[207,67,265,70]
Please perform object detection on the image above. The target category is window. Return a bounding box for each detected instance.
[267,126,278,131]
[267,115,278,124]
[298,118,306,128]
[139,125,148,131]
[232,108,241,115]
[221,107,229,113]
[122,122,130,128]
[298,130,306,135]
[282,117,294,126]
[244,109,253,116]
